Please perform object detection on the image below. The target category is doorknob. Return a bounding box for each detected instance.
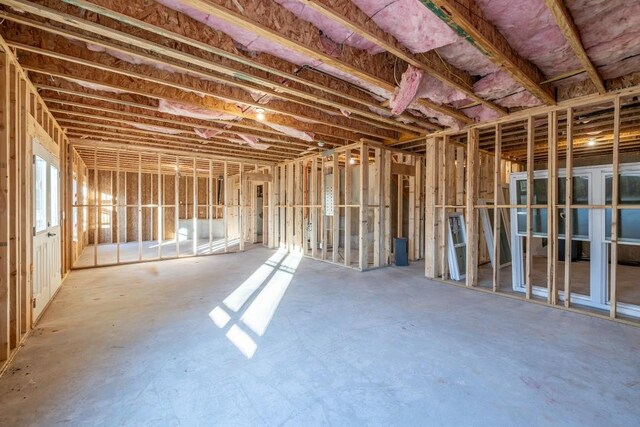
[48,232,56,237]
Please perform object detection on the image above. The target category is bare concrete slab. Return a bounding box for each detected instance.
[1,247,639,426]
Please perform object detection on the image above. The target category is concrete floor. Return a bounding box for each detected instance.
[1,248,639,426]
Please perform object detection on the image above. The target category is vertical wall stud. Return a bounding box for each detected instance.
[610,96,621,318]
[564,108,573,308]
[525,117,534,299]
[492,124,502,292]
[359,144,369,270]
[466,129,479,287]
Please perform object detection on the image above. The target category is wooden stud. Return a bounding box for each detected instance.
[564,108,573,308]
[372,150,381,267]
[223,161,228,253]
[438,136,448,278]
[408,156,416,261]
[175,157,180,257]
[0,52,10,360]
[492,124,502,292]
[310,159,318,258]
[137,152,142,261]
[344,151,351,266]
[425,137,438,279]
[116,150,120,263]
[192,158,197,255]
[525,117,534,299]
[93,147,98,266]
[610,96,621,318]
[279,164,285,249]
[548,111,558,304]
[359,144,369,270]
[384,150,392,264]
[466,129,479,288]
[321,157,327,261]
[333,155,340,263]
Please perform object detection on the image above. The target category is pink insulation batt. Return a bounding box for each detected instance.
[390,65,466,114]
[156,0,558,127]
[273,0,383,53]
[566,0,640,79]
[351,0,458,53]
[475,0,581,78]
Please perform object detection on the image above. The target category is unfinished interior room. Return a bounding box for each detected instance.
[0,0,639,424]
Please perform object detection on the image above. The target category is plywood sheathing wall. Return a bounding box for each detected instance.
[1,39,81,373]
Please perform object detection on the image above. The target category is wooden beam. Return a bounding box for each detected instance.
[422,0,555,105]
[390,162,416,177]
[244,172,273,182]
[543,0,605,94]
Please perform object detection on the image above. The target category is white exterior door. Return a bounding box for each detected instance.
[32,138,61,321]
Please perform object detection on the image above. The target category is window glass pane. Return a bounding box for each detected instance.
[605,175,640,242]
[515,178,548,235]
[558,176,589,239]
[50,165,59,227]
[35,156,47,232]
[72,178,78,242]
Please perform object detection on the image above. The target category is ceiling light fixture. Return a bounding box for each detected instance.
[349,158,356,165]
[317,141,325,147]
[255,108,265,121]
[588,138,597,146]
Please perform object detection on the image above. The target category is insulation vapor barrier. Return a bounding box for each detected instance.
[131,123,184,134]
[157,99,238,121]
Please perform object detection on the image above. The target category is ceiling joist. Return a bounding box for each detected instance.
[422,0,556,105]
[543,0,605,94]
[167,0,473,124]
[299,0,507,116]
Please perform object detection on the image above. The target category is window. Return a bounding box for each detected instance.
[50,165,59,227]
[605,174,640,243]
[516,178,548,235]
[558,176,590,239]
[34,156,47,233]
[516,176,590,239]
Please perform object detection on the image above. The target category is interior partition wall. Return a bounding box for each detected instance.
[425,90,640,321]
[274,142,423,271]
[71,143,274,268]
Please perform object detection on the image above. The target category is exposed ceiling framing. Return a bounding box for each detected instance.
[1,0,639,166]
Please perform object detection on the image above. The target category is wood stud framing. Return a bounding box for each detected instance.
[422,86,640,324]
